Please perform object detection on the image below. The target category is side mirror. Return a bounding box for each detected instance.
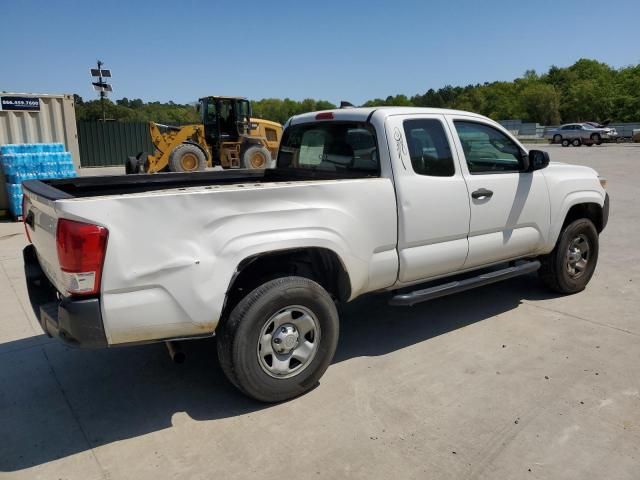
[528,149,550,171]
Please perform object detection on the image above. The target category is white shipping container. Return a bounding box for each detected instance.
[0,93,80,213]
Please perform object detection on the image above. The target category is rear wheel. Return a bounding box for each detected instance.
[561,139,570,147]
[216,276,339,402]
[242,145,272,169]
[539,218,599,294]
[169,143,207,172]
[553,134,562,144]
[572,138,582,147]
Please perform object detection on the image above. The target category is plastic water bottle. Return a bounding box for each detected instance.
[1,154,13,175]
[44,156,52,178]
[38,153,47,179]
[13,155,22,179]
[23,153,31,176]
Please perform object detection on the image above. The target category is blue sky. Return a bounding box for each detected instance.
[0,0,638,105]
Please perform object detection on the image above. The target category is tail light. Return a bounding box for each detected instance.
[56,219,108,296]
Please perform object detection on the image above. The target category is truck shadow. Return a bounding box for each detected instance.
[0,274,555,472]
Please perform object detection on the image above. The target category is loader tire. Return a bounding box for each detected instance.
[125,154,146,174]
[125,156,138,175]
[242,145,272,169]
[169,143,206,172]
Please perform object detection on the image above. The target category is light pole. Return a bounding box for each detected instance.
[90,60,112,122]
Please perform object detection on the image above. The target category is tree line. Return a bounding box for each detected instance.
[74,96,201,125]
[74,59,640,126]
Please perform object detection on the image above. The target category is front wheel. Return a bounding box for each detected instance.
[561,139,570,147]
[591,133,602,145]
[572,138,582,147]
[216,276,339,402]
[553,134,562,144]
[539,218,599,294]
[169,143,207,172]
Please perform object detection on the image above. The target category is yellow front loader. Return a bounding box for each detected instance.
[126,96,282,174]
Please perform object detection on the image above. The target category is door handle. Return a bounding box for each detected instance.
[471,188,493,199]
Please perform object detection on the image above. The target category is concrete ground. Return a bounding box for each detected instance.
[1,144,638,479]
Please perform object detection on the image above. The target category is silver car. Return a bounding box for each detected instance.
[546,123,619,146]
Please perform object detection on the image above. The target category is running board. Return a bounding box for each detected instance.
[389,260,541,307]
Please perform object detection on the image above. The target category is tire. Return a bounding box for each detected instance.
[561,139,570,147]
[125,156,137,175]
[572,138,582,147]
[586,143,593,147]
[553,134,562,144]
[242,145,272,169]
[591,133,602,145]
[136,152,147,173]
[216,276,339,402]
[539,218,599,294]
[168,143,207,172]
[125,155,146,174]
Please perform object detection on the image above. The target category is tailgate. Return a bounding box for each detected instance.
[22,181,70,294]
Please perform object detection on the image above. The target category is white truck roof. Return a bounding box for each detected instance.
[288,106,488,125]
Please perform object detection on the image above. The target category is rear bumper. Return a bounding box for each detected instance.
[23,244,108,348]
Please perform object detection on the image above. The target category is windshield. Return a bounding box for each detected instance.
[277,121,379,175]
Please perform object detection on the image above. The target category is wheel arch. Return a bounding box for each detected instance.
[549,194,607,249]
[222,247,352,319]
[564,202,605,232]
[181,140,210,162]
[240,136,266,150]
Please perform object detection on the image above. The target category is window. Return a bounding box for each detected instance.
[204,99,217,123]
[237,99,251,118]
[277,122,379,175]
[454,121,524,174]
[265,127,278,142]
[403,119,455,176]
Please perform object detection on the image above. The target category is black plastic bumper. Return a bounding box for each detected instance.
[23,244,108,348]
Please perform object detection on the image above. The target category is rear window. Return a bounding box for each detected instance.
[277,122,380,175]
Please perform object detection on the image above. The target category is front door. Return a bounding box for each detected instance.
[386,114,471,284]
[446,117,550,268]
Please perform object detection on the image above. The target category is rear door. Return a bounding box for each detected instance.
[385,114,471,284]
[446,116,550,268]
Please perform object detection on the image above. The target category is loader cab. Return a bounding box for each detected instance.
[200,96,252,146]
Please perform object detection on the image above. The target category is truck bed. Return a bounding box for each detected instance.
[22,168,373,200]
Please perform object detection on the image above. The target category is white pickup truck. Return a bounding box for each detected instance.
[22,107,609,402]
